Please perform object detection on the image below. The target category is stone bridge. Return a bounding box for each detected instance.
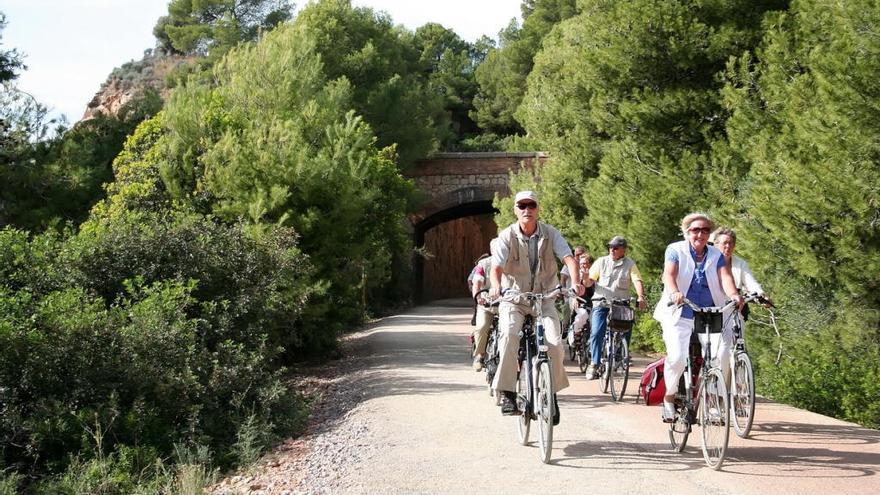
[404,152,547,302]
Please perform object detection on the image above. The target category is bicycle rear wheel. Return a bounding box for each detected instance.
[609,335,630,401]
[536,361,554,464]
[566,326,577,361]
[731,352,756,438]
[516,359,531,445]
[700,368,730,470]
[600,337,611,393]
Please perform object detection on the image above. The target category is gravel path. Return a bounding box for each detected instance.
[210,299,880,494]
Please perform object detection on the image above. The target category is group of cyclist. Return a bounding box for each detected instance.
[468,190,770,424]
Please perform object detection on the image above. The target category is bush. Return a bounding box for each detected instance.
[0,211,317,485]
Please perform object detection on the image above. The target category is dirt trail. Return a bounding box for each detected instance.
[216,300,880,494]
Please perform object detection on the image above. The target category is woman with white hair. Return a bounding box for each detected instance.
[653,213,744,422]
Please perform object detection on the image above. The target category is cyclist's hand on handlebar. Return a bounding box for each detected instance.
[670,290,685,306]
[488,286,501,300]
[732,293,745,311]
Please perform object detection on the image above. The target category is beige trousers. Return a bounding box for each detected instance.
[492,299,569,393]
[472,307,496,357]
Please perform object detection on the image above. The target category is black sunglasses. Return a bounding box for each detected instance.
[516,202,538,210]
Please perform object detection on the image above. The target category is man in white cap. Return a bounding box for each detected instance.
[585,235,647,379]
[488,191,583,423]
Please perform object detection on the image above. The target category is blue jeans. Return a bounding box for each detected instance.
[589,306,632,366]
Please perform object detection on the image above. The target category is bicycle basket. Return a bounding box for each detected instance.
[693,311,723,334]
[609,304,635,332]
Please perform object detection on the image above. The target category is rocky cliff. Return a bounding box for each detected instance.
[81,51,189,121]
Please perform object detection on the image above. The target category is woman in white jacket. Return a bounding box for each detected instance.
[653,213,743,422]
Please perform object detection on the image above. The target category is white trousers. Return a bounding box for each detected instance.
[492,299,569,394]
[572,307,589,334]
[662,317,732,394]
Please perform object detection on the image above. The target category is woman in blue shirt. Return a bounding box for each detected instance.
[653,213,743,422]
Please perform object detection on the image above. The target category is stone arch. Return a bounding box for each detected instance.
[405,152,547,302]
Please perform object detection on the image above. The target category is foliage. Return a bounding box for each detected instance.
[1,91,162,231]
[0,210,314,485]
[517,0,785,275]
[154,0,293,58]
[471,0,578,135]
[412,24,491,146]
[716,0,880,427]
[292,0,449,166]
[102,19,415,342]
[0,12,24,83]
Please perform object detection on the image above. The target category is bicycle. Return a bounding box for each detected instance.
[595,297,635,402]
[667,297,735,470]
[728,292,775,439]
[500,286,567,464]
[565,295,591,373]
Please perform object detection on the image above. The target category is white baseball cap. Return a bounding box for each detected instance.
[514,190,539,205]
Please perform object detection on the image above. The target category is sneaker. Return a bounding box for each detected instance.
[472,356,484,372]
[661,401,676,423]
[553,394,560,426]
[585,364,599,380]
[501,391,520,416]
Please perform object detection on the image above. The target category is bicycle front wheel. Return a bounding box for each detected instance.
[700,368,730,470]
[731,352,756,438]
[536,361,555,464]
[610,335,630,401]
[516,359,531,445]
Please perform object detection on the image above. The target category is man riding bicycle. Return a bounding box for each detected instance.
[488,191,583,420]
[586,236,647,379]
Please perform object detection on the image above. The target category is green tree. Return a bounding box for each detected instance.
[0,12,24,82]
[154,0,293,57]
[471,0,578,135]
[719,0,880,426]
[516,0,785,271]
[103,21,415,338]
[293,0,448,166]
[1,91,161,231]
[412,23,483,145]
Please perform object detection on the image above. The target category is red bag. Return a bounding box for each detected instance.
[639,357,666,406]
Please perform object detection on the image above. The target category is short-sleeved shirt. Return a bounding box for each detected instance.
[666,244,727,319]
[491,223,572,268]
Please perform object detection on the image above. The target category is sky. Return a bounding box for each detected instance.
[1,0,523,123]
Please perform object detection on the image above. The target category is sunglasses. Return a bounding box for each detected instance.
[516,202,538,210]
[688,227,711,235]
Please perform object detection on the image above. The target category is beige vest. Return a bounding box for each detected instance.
[500,222,560,294]
[592,255,637,301]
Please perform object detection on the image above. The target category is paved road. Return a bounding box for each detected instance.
[304,300,880,494]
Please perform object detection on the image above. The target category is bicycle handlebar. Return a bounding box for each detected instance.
[500,285,567,302]
[593,296,636,307]
[667,297,737,313]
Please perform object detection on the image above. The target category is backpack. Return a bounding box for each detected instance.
[639,357,666,406]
